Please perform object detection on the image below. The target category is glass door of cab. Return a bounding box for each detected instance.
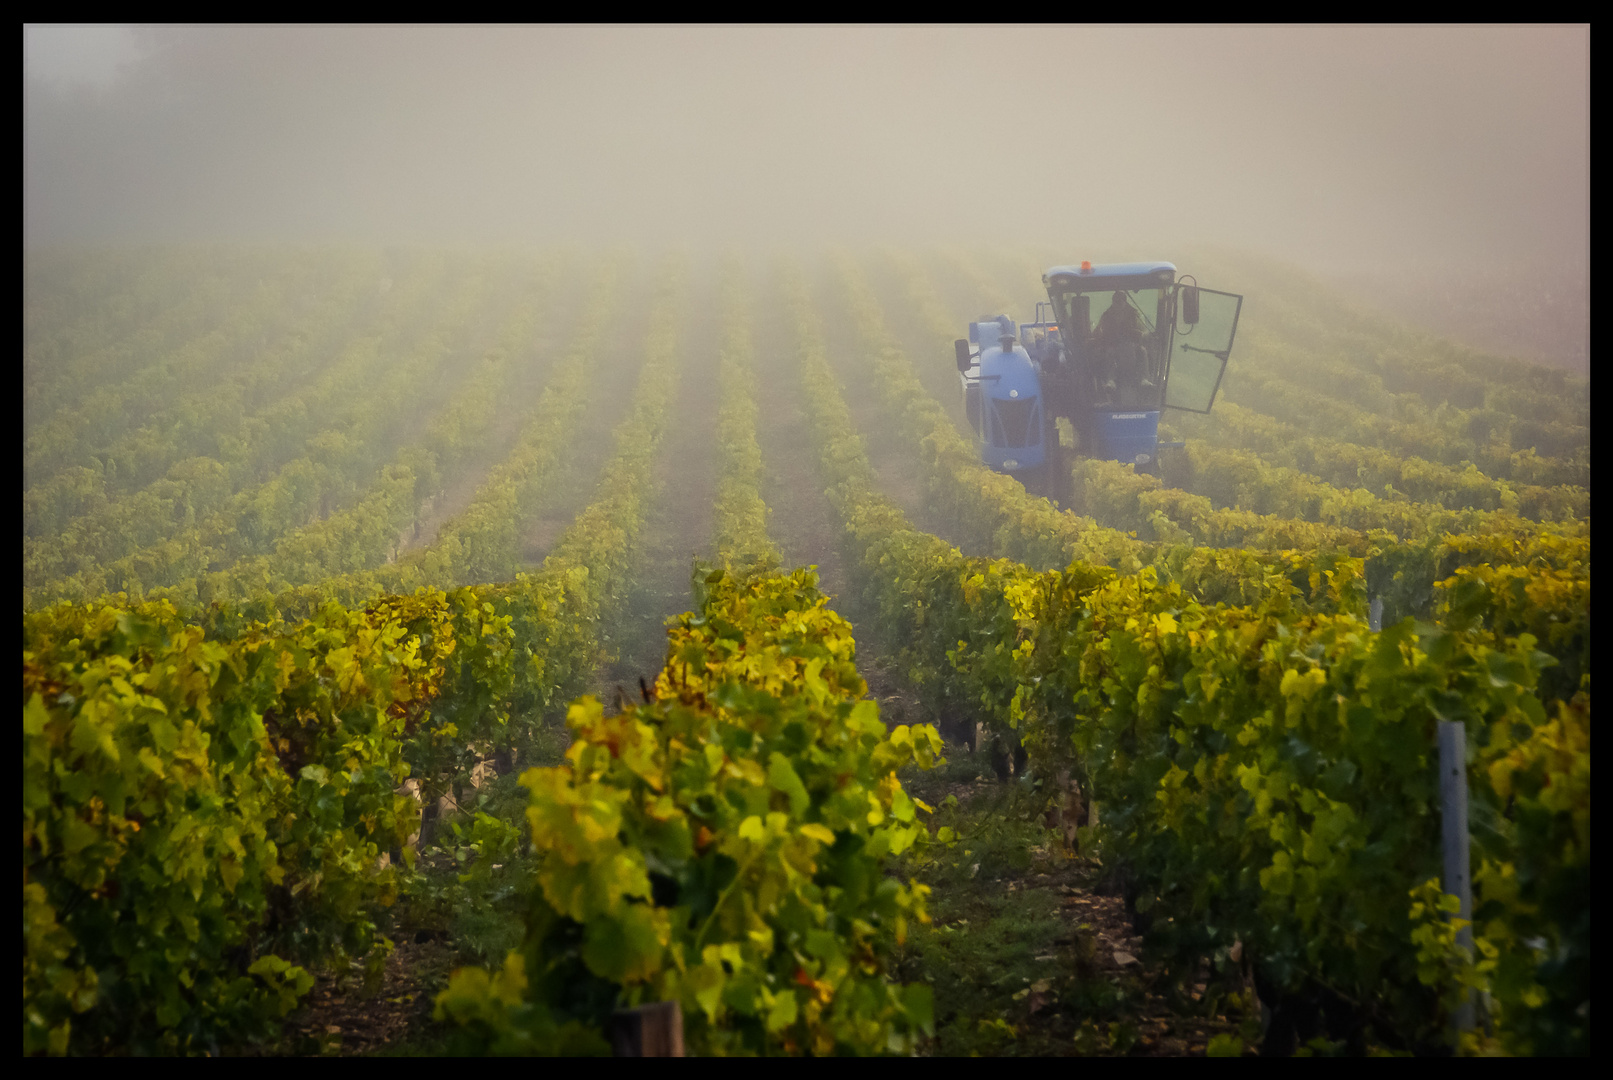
[1164,285,1242,413]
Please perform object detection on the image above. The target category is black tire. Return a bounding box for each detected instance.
[1019,428,1070,506]
[1045,436,1070,506]
[1015,462,1049,500]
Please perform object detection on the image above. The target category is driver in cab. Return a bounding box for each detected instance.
[1093,291,1147,402]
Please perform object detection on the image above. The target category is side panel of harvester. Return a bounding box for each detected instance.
[1095,411,1164,467]
[956,263,1242,480]
[958,317,1046,474]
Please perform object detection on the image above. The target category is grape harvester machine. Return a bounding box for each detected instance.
[955,261,1243,491]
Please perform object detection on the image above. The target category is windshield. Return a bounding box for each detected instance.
[1050,287,1168,409]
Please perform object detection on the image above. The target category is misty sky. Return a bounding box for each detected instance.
[24,25,1588,279]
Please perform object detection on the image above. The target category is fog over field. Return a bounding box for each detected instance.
[20,30,1593,1058]
[24,24,1588,368]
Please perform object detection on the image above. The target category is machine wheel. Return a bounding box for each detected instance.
[1018,462,1056,504]
[1021,436,1072,506]
[1015,425,1072,506]
[1046,438,1071,506]
[1014,464,1042,498]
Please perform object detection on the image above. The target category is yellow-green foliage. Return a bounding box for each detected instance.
[711,265,779,574]
[1171,401,1588,522]
[435,568,942,1055]
[26,257,505,607]
[21,250,1592,1056]
[780,260,1589,1054]
[1004,566,1587,1053]
[23,594,450,1053]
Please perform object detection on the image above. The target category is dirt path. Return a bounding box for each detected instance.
[752,265,854,609]
[395,271,586,554]
[262,938,457,1056]
[866,254,980,446]
[400,389,550,557]
[399,466,489,556]
[596,269,720,698]
[900,766,1254,1057]
[517,272,654,568]
[811,262,985,558]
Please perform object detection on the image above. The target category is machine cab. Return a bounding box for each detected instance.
[1041,261,1243,466]
[956,315,1046,473]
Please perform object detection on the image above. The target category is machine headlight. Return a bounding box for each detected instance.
[1135,453,1152,464]
[1003,459,1020,469]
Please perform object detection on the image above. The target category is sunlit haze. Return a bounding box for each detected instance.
[24,24,1590,367]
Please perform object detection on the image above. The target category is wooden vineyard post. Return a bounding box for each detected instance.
[611,1000,685,1057]
[1438,720,1475,1037]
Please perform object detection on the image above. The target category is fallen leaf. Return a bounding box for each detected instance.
[1113,950,1139,967]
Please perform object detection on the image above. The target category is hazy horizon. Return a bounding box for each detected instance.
[24,24,1590,367]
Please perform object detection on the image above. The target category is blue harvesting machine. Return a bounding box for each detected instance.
[955,261,1244,491]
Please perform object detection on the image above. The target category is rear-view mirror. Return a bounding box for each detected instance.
[955,339,972,372]
[1181,286,1200,325]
